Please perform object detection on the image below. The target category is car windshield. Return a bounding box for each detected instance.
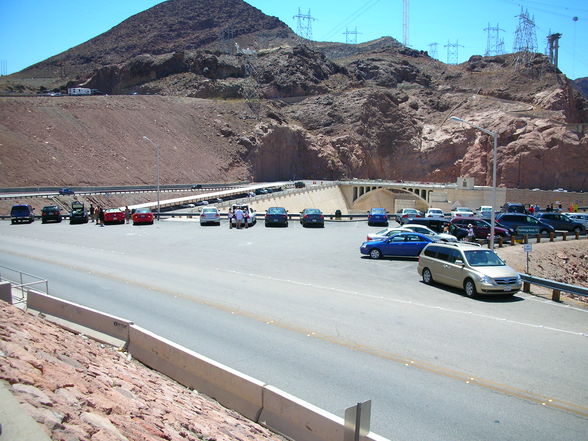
[136,208,151,213]
[304,209,321,214]
[371,208,386,214]
[456,207,471,212]
[464,250,505,267]
[11,206,29,214]
[202,208,217,213]
[267,207,286,214]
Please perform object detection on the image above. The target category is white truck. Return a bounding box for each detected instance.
[68,87,92,95]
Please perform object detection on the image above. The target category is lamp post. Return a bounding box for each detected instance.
[449,116,498,250]
[142,136,161,220]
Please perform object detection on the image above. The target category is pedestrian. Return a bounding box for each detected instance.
[467,224,475,242]
[234,207,244,229]
[228,208,234,229]
[124,206,131,224]
[528,205,534,215]
[89,204,95,222]
[98,207,105,226]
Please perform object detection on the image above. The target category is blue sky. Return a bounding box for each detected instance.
[1,0,586,79]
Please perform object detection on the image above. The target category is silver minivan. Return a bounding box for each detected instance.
[417,242,522,297]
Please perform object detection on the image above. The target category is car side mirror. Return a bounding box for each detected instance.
[455,259,464,266]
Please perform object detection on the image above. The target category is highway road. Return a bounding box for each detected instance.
[0,219,587,441]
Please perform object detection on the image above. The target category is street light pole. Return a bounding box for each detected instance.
[449,116,498,250]
[142,136,161,220]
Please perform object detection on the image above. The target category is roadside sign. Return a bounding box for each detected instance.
[516,226,540,235]
[523,244,532,253]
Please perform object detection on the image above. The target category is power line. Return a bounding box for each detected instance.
[293,7,316,41]
[322,0,381,41]
[483,23,505,56]
[343,27,361,44]
[444,40,464,64]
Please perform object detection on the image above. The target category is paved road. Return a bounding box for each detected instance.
[1,219,587,441]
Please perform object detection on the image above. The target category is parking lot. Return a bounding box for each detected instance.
[1,218,588,441]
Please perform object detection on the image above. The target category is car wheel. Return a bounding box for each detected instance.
[42,219,46,224]
[573,226,581,234]
[369,248,382,259]
[422,268,433,284]
[540,229,549,235]
[464,279,477,298]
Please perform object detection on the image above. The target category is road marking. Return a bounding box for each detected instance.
[2,246,588,417]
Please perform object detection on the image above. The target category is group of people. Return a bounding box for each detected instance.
[89,204,131,226]
[228,207,249,229]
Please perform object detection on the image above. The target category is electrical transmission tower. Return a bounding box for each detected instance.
[343,27,361,44]
[484,23,505,56]
[547,32,562,68]
[293,7,316,42]
[403,0,409,46]
[513,8,538,67]
[444,40,464,65]
[428,42,438,60]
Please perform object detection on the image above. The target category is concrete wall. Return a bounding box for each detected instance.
[26,290,133,341]
[0,281,12,304]
[250,184,350,214]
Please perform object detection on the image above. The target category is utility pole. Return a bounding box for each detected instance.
[428,42,438,60]
[445,40,464,65]
[484,23,505,56]
[402,0,409,47]
[343,27,360,44]
[547,32,562,68]
[293,7,316,43]
[513,7,538,68]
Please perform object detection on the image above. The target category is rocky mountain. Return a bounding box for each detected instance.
[1,0,587,191]
[574,77,588,99]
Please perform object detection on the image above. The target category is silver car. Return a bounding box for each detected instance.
[200,206,221,226]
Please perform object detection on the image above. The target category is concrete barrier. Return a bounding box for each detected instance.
[26,290,133,341]
[0,281,12,304]
[259,385,389,441]
[127,325,265,422]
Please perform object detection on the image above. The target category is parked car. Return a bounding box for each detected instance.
[477,206,494,219]
[450,207,474,218]
[367,208,389,226]
[449,217,511,239]
[495,213,554,235]
[534,212,585,234]
[200,206,221,226]
[360,232,435,259]
[366,227,412,241]
[132,208,154,225]
[395,208,421,222]
[300,208,324,227]
[10,204,35,224]
[417,242,522,297]
[425,208,444,218]
[403,224,458,242]
[191,184,202,190]
[103,208,125,225]
[399,217,449,233]
[255,188,269,195]
[265,207,288,227]
[230,204,256,227]
[294,181,306,188]
[59,188,75,195]
[195,200,209,206]
[564,212,588,227]
[501,202,527,214]
[41,205,61,223]
[69,201,88,224]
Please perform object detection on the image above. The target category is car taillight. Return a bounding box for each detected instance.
[304,215,308,219]
[320,215,324,219]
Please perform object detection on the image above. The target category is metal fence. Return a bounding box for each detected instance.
[0,265,48,305]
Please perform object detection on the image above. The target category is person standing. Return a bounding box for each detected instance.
[98,207,105,226]
[125,206,131,224]
[467,224,475,242]
[234,208,244,229]
[89,204,95,222]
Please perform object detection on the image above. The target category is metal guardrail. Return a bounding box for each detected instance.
[0,265,49,305]
[520,273,588,302]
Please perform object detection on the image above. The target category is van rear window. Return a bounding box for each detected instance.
[11,206,30,215]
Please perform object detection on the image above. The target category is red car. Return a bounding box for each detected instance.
[132,208,154,225]
[103,208,125,225]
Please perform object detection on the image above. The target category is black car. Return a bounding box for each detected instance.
[265,207,288,227]
[191,184,202,190]
[41,205,62,223]
[59,188,75,195]
[300,208,324,228]
[10,204,35,224]
[495,213,554,235]
[534,212,585,234]
[401,217,449,233]
[501,202,527,214]
[294,181,306,188]
[70,201,89,224]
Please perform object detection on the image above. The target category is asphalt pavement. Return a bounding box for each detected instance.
[0,219,587,441]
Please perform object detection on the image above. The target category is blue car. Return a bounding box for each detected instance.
[367,208,389,226]
[59,188,75,195]
[265,207,288,227]
[360,232,435,259]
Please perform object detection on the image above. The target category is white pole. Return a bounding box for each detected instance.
[143,136,161,221]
